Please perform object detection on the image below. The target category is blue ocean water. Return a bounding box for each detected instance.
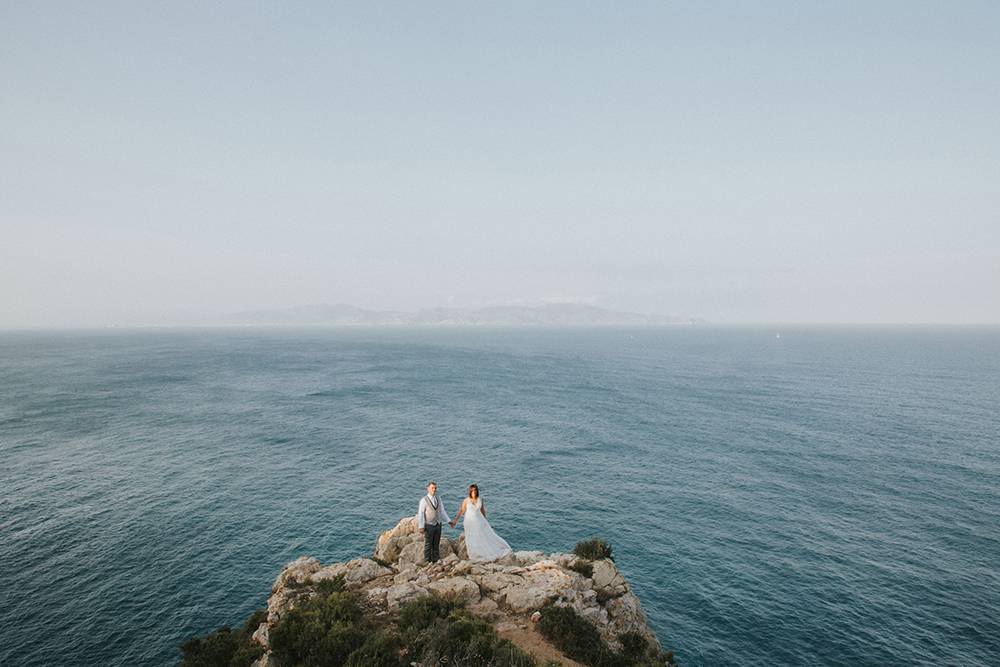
[1,327,998,666]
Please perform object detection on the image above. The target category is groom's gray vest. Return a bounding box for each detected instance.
[423,495,441,526]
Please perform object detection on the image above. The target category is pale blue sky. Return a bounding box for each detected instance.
[2,2,998,326]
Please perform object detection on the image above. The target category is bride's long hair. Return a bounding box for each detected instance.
[468,484,479,500]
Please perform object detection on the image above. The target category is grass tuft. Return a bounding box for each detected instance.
[572,538,614,562]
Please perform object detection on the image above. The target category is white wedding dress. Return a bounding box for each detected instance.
[462,498,512,561]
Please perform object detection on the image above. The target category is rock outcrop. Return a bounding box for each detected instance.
[252,517,660,666]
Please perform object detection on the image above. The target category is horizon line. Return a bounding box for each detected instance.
[2,321,999,332]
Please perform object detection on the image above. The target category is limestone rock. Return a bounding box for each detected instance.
[426,576,481,603]
[393,532,456,567]
[366,586,389,607]
[495,551,519,566]
[272,556,321,592]
[578,603,609,627]
[397,540,423,567]
[257,515,664,663]
[374,516,420,562]
[313,557,392,587]
[451,534,468,560]
[251,622,268,649]
[394,567,419,584]
[605,590,658,646]
[386,581,429,610]
[551,553,583,568]
[591,559,628,598]
[514,550,546,566]
[451,559,474,576]
[266,556,322,625]
[468,595,501,619]
[474,571,523,595]
[250,653,276,667]
[504,585,554,612]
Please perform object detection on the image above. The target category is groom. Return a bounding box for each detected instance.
[416,481,451,563]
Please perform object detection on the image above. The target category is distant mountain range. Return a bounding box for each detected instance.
[225,303,702,327]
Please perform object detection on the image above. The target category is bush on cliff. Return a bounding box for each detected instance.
[343,630,404,667]
[268,576,372,667]
[537,604,672,667]
[573,538,614,562]
[398,596,534,667]
[180,610,265,667]
[396,594,458,633]
[189,588,535,667]
[537,604,616,666]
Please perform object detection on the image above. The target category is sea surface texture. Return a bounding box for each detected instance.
[1,327,998,666]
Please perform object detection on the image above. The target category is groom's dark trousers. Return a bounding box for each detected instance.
[423,522,442,563]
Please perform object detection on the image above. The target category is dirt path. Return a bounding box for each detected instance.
[495,617,586,667]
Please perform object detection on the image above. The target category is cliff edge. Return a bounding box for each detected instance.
[188,517,672,667]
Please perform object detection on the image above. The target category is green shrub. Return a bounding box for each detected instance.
[180,627,241,667]
[397,595,458,633]
[269,588,369,667]
[536,604,615,666]
[573,538,614,562]
[536,604,678,667]
[343,630,404,667]
[180,610,265,667]
[314,575,347,596]
[397,598,533,667]
[192,578,607,667]
[228,642,266,667]
[430,612,534,666]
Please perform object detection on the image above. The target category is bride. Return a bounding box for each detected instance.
[450,484,512,561]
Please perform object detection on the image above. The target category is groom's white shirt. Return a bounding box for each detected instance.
[416,494,451,528]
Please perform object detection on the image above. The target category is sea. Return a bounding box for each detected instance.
[1,327,998,666]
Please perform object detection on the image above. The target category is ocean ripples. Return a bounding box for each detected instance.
[1,328,998,665]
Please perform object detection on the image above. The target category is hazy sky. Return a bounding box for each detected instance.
[2,2,998,326]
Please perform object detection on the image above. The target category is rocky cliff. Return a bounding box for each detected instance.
[247,517,664,666]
